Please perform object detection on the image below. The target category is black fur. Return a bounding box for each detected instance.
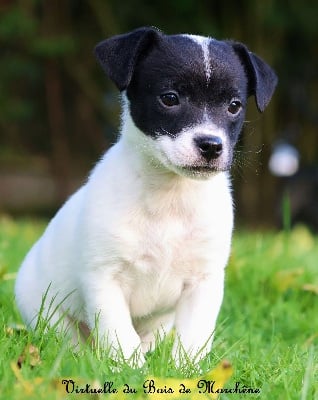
[126,34,248,142]
[231,42,278,112]
[94,27,160,91]
[94,27,277,143]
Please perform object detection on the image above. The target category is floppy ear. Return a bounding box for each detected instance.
[231,42,278,112]
[94,27,160,91]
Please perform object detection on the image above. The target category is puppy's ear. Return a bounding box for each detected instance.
[94,27,160,91]
[231,42,278,112]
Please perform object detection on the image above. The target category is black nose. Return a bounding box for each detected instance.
[194,135,223,161]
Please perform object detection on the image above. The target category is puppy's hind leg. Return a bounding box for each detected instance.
[19,283,84,347]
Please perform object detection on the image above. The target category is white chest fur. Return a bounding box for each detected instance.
[82,131,234,320]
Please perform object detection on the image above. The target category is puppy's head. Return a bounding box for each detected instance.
[95,27,277,179]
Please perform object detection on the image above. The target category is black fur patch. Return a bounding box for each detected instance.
[126,35,248,144]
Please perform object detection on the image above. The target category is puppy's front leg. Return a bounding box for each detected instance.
[84,277,143,364]
[173,272,225,363]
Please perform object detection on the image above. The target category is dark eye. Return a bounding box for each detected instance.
[228,100,242,115]
[160,93,180,107]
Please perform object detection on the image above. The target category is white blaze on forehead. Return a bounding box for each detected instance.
[184,34,213,82]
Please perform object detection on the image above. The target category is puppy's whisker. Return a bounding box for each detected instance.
[158,127,176,138]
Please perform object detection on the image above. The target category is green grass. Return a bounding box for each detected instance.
[0,216,317,399]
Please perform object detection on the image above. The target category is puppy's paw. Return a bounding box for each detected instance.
[172,340,210,371]
[111,336,145,368]
[109,346,145,370]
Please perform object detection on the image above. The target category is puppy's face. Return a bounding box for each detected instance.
[126,35,248,178]
[95,28,277,178]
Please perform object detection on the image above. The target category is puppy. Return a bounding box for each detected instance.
[15,27,277,365]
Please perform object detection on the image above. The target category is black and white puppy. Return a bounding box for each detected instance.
[15,27,277,365]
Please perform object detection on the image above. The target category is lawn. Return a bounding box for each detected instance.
[0,216,317,399]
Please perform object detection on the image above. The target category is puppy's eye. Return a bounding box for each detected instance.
[160,93,180,107]
[228,100,242,115]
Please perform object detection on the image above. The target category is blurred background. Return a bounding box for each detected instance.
[0,0,317,230]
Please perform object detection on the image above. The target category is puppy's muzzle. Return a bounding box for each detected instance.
[194,135,223,162]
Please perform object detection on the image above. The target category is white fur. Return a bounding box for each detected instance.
[184,34,213,82]
[15,94,233,365]
[157,123,228,174]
